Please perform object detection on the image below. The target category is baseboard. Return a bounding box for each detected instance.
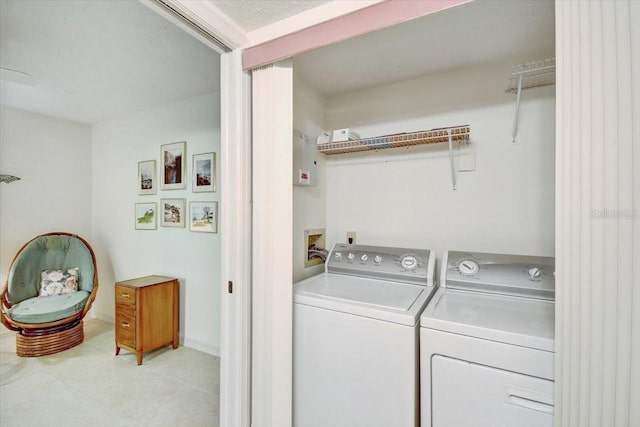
[90,311,220,357]
[91,311,114,323]
[183,337,220,357]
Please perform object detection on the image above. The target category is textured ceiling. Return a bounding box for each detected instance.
[0,0,555,123]
[212,0,332,32]
[0,0,220,124]
[294,0,555,96]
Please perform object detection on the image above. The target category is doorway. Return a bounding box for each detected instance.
[0,1,229,425]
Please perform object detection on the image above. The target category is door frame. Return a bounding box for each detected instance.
[219,50,252,427]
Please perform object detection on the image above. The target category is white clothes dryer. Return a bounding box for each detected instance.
[294,243,437,427]
[420,251,555,427]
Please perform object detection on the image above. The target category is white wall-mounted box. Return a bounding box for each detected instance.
[293,129,317,186]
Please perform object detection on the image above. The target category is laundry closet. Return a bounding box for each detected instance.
[291,0,556,282]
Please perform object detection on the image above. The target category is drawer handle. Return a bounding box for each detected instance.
[121,322,130,328]
[505,387,553,414]
[120,293,130,298]
[507,395,554,414]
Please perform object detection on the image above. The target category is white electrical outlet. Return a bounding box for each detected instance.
[347,231,356,245]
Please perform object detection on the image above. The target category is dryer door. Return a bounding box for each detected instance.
[431,355,553,427]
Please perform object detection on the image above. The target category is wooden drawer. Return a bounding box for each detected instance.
[115,310,136,347]
[115,285,135,306]
[115,303,135,319]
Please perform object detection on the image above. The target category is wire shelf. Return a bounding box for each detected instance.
[506,58,555,93]
[317,125,471,155]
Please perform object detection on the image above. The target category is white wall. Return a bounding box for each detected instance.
[292,75,327,283]
[91,93,221,355]
[0,106,92,286]
[323,58,556,270]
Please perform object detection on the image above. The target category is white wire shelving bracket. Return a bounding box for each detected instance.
[447,129,456,191]
[508,58,555,143]
[317,125,470,190]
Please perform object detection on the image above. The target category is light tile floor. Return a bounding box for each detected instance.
[0,318,220,427]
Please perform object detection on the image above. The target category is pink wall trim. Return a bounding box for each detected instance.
[242,0,471,70]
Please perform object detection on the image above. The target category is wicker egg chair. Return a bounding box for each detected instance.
[1,232,99,357]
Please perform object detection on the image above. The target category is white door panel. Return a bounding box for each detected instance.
[431,355,553,427]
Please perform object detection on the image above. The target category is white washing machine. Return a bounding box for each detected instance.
[294,243,436,427]
[420,251,555,427]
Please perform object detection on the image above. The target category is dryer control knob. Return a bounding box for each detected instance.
[374,255,383,265]
[458,260,479,276]
[360,254,368,262]
[334,252,342,261]
[347,253,355,262]
[528,267,541,279]
[401,255,418,270]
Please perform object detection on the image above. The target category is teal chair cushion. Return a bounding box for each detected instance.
[6,235,95,305]
[7,291,90,324]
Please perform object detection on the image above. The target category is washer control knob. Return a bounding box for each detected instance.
[458,260,479,276]
[334,252,342,261]
[528,267,541,279]
[374,255,383,265]
[401,255,418,270]
[347,253,355,262]
[360,254,368,262]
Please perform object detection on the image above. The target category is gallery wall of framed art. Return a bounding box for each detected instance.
[135,141,218,233]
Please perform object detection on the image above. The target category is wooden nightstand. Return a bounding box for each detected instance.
[115,275,179,365]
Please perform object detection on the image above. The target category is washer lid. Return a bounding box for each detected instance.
[420,288,554,352]
[294,273,435,326]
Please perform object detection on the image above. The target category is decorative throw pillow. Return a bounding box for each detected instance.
[40,268,79,297]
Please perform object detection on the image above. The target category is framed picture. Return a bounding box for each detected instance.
[137,160,156,195]
[160,198,186,228]
[160,141,186,190]
[189,201,218,233]
[135,202,157,230]
[192,152,216,193]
